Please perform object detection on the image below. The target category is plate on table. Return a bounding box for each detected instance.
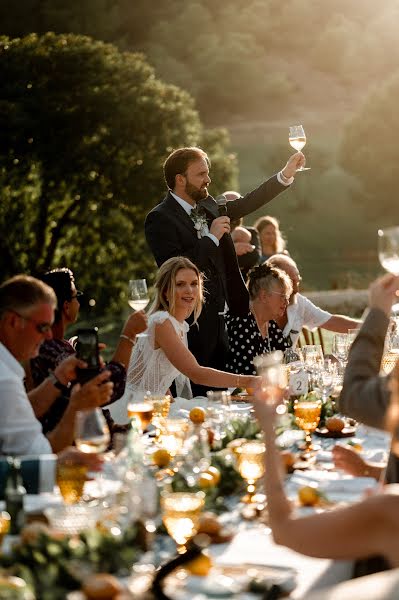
[314,425,356,438]
[166,564,296,598]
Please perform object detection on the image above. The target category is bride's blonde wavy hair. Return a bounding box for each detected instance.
[149,256,204,324]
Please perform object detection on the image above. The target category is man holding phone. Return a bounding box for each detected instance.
[0,274,114,456]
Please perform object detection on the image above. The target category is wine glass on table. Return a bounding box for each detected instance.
[289,124,310,171]
[294,398,321,453]
[161,491,205,554]
[235,441,266,503]
[75,408,110,497]
[378,226,399,312]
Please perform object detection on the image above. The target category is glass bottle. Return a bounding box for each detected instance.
[5,457,26,535]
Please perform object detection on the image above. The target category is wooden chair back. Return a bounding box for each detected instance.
[297,327,326,355]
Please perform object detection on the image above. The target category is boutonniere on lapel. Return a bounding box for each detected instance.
[190,206,208,239]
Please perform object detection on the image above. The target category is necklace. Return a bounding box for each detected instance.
[250,305,271,351]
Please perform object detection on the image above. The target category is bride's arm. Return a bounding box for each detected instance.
[253,391,397,561]
[155,319,259,389]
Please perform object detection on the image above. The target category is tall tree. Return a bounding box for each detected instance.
[0,33,237,312]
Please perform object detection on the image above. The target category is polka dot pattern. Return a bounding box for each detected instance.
[225,311,290,375]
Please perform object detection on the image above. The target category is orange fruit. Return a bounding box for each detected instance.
[326,416,345,433]
[152,448,172,468]
[298,485,321,507]
[199,472,215,489]
[189,406,207,424]
[198,512,221,536]
[206,466,221,486]
[185,552,213,576]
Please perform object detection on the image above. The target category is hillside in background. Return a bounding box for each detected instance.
[1,0,399,297]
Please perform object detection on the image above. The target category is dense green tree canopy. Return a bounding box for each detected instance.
[339,73,399,223]
[0,33,237,312]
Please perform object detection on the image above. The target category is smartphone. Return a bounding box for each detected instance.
[75,327,101,383]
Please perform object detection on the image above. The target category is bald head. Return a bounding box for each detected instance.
[266,254,301,296]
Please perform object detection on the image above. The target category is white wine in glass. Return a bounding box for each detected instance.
[378,227,399,312]
[128,279,149,311]
[289,124,310,171]
[75,408,110,454]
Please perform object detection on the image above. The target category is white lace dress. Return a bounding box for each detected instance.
[108,311,192,423]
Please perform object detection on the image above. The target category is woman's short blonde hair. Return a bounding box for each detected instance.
[150,256,204,323]
[247,264,292,301]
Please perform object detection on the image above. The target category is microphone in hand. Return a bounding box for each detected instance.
[216,194,228,216]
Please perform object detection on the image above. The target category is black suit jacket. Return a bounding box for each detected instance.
[145,174,287,316]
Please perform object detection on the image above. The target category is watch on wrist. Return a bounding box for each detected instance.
[48,371,68,391]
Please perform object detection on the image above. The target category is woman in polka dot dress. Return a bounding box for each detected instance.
[225,264,293,375]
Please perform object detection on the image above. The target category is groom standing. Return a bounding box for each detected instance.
[145,146,304,395]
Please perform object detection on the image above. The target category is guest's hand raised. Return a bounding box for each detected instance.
[234,242,255,256]
[210,216,231,240]
[70,370,113,411]
[122,310,148,338]
[282,152,306,178]
[369,273,399,316]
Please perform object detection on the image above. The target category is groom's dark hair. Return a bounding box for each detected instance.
[163,147,210,190]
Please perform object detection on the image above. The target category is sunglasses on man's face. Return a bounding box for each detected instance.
[12,310,53,334]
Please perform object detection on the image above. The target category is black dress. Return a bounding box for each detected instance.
[225,311,290,375]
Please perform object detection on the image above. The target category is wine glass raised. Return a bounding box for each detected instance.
[253,350,288,415]
[128,279,149,312]
[378,226,399,312]
[289,124,310,171]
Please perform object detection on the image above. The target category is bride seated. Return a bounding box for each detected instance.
[110,256,260,422]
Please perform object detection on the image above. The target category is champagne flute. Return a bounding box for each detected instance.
[128,278,149,311]
[235,441,266,503]
[378,226,399,312]
[161,491,205,554]
[289,124,310,171]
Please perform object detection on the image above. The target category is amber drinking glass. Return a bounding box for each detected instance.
[235,441,266,503]
[56,463,88,505]
[294,399,321,452]
[127,401,154,433]
[161,491,205,553]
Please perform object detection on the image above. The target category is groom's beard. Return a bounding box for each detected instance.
[185,181,208,203]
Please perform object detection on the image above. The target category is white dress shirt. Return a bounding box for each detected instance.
[0,342,52,456]
[283,293,332,347]
[170,192,219,246]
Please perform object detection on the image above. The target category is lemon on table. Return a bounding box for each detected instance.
[206,465,221,486]
[189,406,207,424]
[298,485,321,507]
[186,551,213,576]
[152,448,172,468]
